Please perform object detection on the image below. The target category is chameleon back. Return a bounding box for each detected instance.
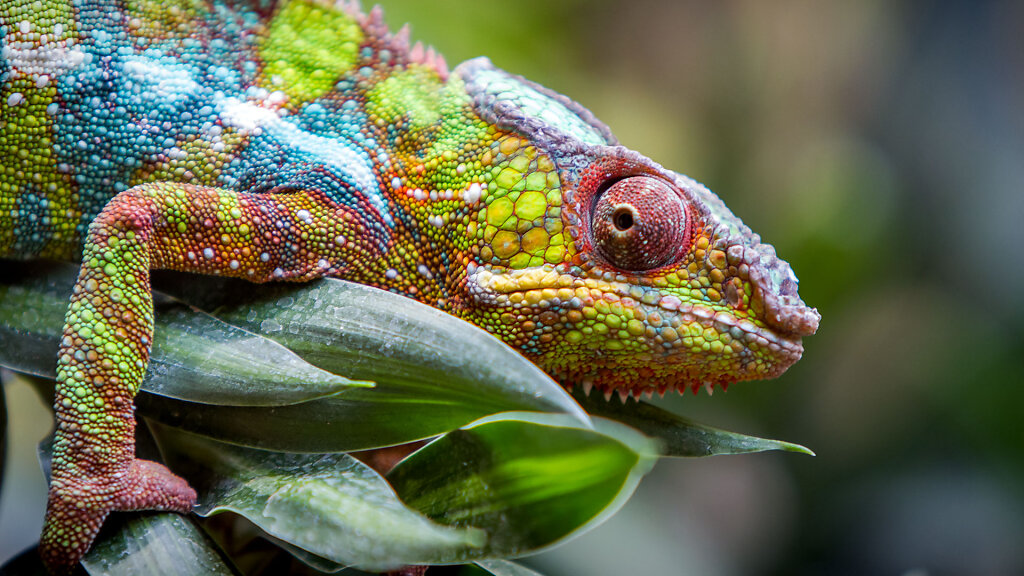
[1,0,412,261]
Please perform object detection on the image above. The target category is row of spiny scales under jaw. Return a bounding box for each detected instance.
[572,379,732,403]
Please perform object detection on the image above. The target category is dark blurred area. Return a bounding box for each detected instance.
[3,1,1023,574]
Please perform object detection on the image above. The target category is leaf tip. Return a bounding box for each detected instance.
[785,442,815,456]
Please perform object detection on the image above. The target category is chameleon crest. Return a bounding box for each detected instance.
[0,0,818,571]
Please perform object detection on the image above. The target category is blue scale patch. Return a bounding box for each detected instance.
[217,96,392,227]
[10,190,56,255]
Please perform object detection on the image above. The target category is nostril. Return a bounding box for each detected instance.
[724,278,743,308]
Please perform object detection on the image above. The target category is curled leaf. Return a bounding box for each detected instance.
[387,413,658,562]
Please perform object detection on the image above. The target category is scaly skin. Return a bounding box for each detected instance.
[0,0,820,571]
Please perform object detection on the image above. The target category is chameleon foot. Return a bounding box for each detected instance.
[39,458,196,574]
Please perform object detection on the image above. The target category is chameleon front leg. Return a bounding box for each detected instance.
[40,182,366,573]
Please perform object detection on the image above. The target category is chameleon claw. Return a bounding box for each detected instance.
[39,458,196,574]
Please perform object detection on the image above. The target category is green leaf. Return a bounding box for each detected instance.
[1,262,587,452]
[157,274,589,437]
[475,559,546,576]
[146,303,373,405]
[0,262,367,407]
[82,513,239,576]
[387,413,658,562]
[152,424,485,573]
[572,390,814,457]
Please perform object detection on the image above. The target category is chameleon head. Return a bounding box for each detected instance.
[450,58,820,397]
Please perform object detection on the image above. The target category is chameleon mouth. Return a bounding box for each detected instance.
[651,294,807,358]
[553,293,811,402]
[464,265,811,400]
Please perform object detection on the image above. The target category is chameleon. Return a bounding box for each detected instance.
[0,0,820,572]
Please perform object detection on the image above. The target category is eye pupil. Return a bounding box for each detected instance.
[613,208,634,231]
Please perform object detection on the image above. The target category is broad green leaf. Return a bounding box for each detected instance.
[2,262,587,452]
[0,262,367,407]
[157,274,589,434]
[572,390,814,457]
[387,413,658,563]
[82,513,239,576]
[475,559,546,576]
[153,424,485,573]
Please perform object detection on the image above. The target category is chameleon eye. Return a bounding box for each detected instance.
[591,176,689,271]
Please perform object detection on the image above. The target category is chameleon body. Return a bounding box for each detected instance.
[0,0,820,571]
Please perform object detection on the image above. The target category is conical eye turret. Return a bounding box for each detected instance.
[591,176,690,271]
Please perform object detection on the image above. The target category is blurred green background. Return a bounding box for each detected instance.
[3,0,1023,574]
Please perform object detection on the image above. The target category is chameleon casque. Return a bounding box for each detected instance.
[0,0,820,571]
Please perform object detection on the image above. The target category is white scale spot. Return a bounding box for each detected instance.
[385,268,398,280]
[296,209,313,224]
[203,248,215,259]
[229,260,240,270]
[6,93,24,107]
[464,182,482,204]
